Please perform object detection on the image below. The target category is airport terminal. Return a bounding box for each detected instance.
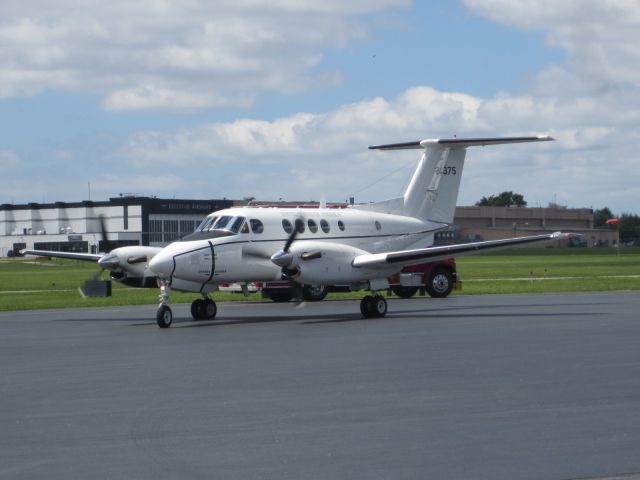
[0,196,616,257]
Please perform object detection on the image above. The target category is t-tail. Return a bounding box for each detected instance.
[365,136,554,223]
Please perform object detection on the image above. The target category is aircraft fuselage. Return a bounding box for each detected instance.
[149,206,444,287]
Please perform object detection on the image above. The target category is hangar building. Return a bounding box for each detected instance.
[0,196,234,257]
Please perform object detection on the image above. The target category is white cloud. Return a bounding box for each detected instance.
[0,0,408,110]
[4,1,639,213]
[116,59,639,211]
[463,0,640,91]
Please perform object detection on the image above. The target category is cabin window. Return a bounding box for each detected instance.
[282,219,293,234]
[320,219,330,233]
[295,218,305,234]
[307,219,318,233]
[375,221,382,231]
[338,220,345,231]
[250,219,264,234]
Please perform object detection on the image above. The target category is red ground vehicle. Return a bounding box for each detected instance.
[259,258,459,302]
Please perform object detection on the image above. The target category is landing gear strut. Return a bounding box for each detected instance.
[190,296,217,321]
[156,281,173,328]
[360,294,387,318]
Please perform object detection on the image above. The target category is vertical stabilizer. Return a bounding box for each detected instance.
[368,136,553,222]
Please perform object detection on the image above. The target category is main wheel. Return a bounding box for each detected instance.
[391,286,418,299]
[425,268,454,298]
[191,299,204,320]
[156,305,173,328]
[360,295,374,317]
[302,284,328,302]
[202,299,217,319]
[372,295,388,317]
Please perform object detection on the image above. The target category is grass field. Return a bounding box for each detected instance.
[1,248,639,311]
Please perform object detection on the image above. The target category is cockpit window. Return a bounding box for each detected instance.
[208,215,246,234]
[241,222,250,234]
[229,216,246,234]
[250,219,264,234]
[197,216,217,232]
[211,216,232,230]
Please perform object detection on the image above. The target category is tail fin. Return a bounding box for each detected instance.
[369,136,553,223]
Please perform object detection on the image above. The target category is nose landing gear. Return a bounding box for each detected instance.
[156,280,173,328]
[156,280,218,328]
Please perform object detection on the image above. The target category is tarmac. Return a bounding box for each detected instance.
[1,292,640,480]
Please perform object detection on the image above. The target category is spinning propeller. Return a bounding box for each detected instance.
[270,217,323,303]
[80,215,154,296]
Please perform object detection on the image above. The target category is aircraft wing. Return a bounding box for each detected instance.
[352,232,571,269]
[21,249,102,262]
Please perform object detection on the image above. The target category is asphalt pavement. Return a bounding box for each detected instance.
[1,292,640,480]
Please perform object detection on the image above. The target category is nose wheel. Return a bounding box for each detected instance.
[156,305,173,328]
[360,295,387,318]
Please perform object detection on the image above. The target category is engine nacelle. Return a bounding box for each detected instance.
[289,242,399,285]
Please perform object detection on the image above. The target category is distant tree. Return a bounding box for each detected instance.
[476,191,527,207]
[619,213,640,243]
[593,207,614,227]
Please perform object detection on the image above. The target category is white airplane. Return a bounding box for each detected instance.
[149,135,568,328]
[21,216,162,292]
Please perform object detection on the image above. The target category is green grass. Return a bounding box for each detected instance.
[1,248,639,311]
[453,248,640,295]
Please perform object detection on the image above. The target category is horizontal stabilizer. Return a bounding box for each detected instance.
[369,135,553,150]
[352,232,572,269]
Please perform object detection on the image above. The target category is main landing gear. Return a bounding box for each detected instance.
[360,294,387,318]
[190,297,217,321]
[155,280,217,328]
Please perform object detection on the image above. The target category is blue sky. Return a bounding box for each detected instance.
[1,0,638,214]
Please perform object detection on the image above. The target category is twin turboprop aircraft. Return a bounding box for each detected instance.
[147,135,566,328]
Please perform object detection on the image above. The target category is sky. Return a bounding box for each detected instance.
[1,0,639,214]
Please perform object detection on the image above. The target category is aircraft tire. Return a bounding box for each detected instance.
[360,295,374,318]
[191,299,204,320]
[203,299,217,319]
[156,305,173,328]
[372,295,387,317]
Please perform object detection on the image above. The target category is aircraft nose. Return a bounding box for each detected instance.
[148,250,174,278]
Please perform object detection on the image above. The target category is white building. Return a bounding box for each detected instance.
[1,197,234,257]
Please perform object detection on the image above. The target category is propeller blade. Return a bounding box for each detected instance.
[283,227,298,253]
[291,282,304,303]
[98,214,110,253]
[272,216,307,276]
